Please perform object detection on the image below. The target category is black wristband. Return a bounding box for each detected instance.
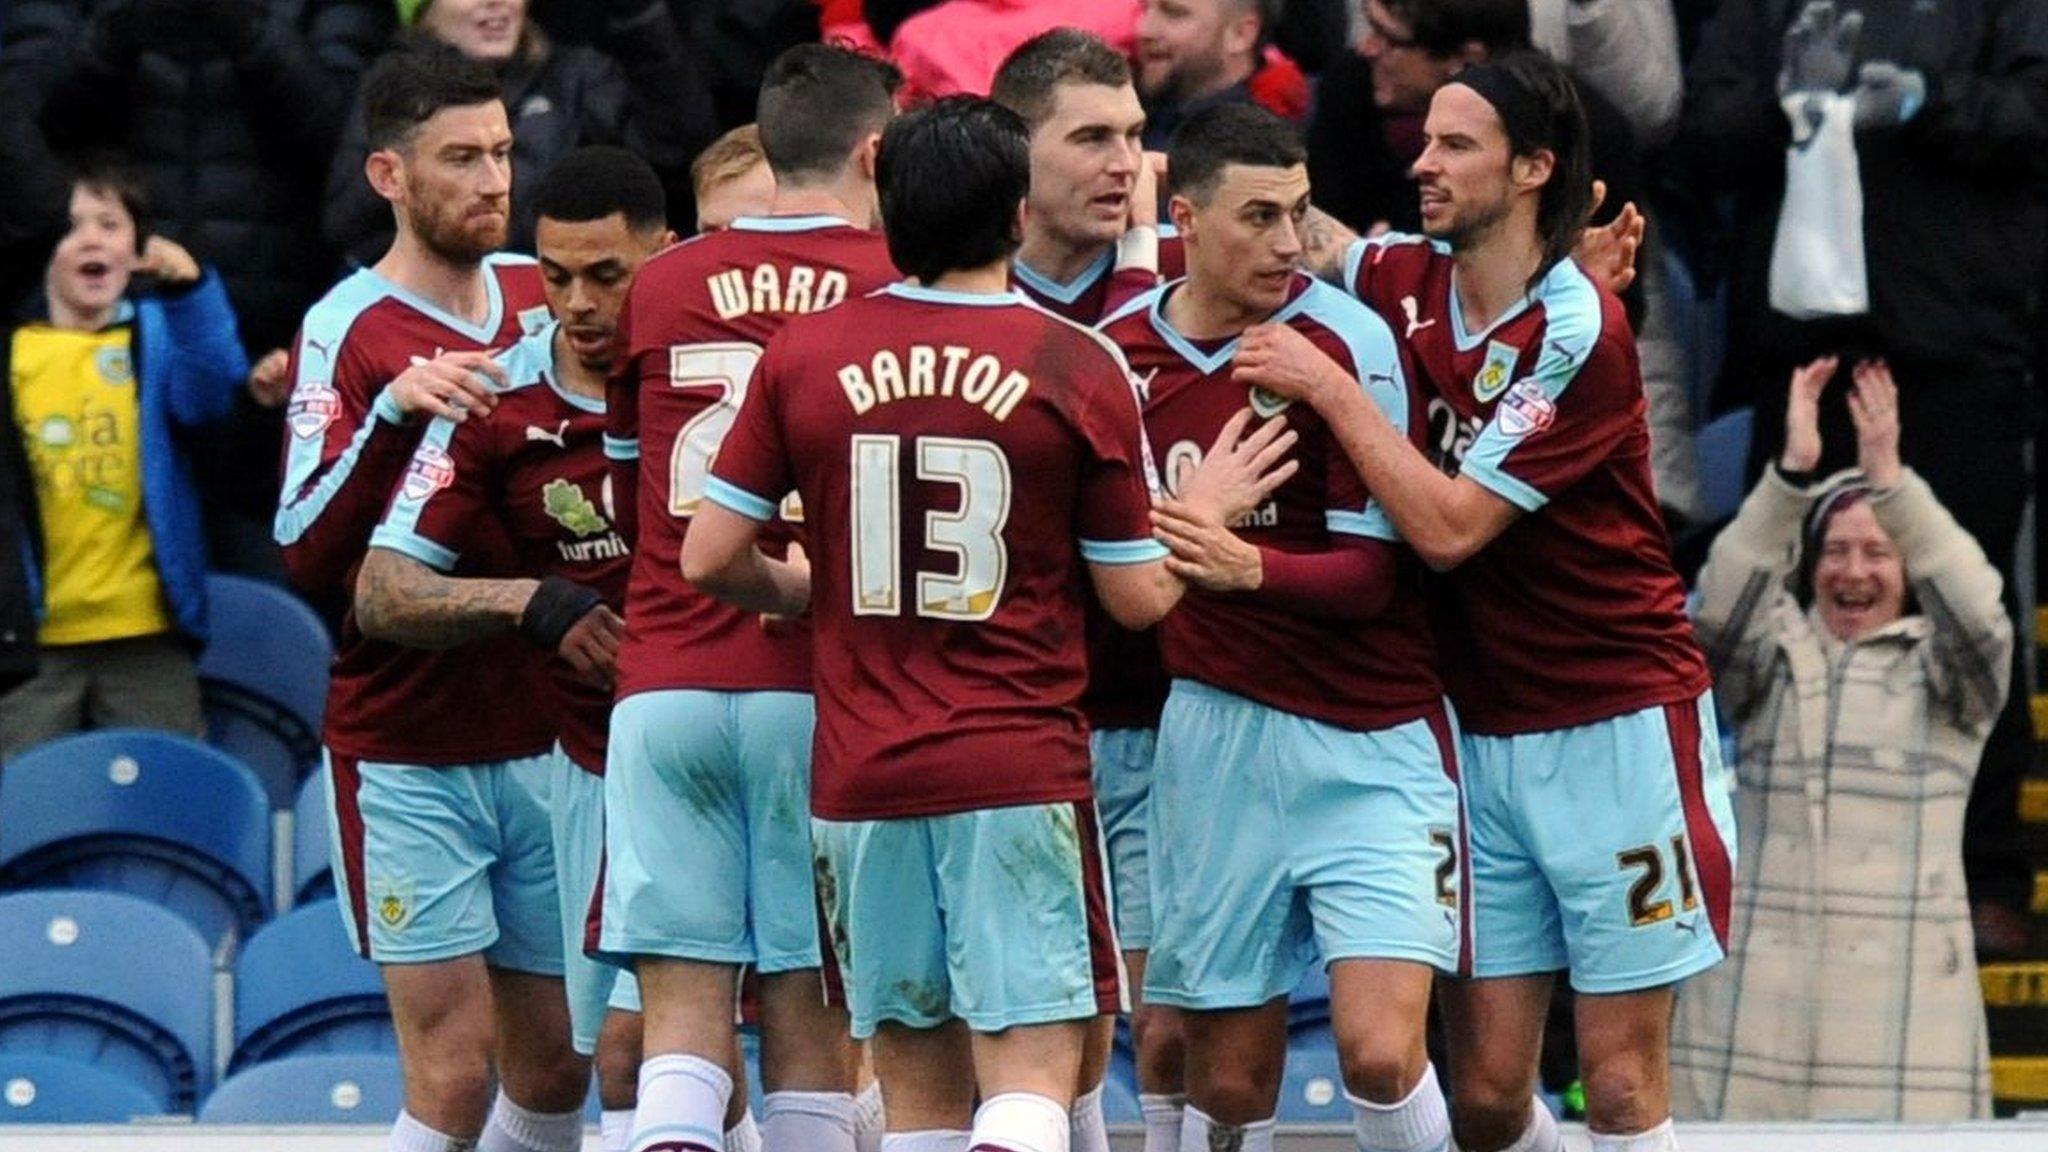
[519,577,603,650]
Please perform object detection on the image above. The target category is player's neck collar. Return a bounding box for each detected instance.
[1011,246,1112,304]
[361,259,506,345]
[1446,265,1536,352]
[730,214,853,233]
[1149,278,1312,376]
[885,282,1024,308]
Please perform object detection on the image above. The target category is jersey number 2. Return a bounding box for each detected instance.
[850,434,1011,621]
[668,342,763,516]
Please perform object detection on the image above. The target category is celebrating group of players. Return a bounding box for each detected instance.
[275,24,1734,1152]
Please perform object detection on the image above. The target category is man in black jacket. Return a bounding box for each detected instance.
[1686,0,2048,956]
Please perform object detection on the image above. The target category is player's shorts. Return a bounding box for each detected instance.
[324,749,562,973]
[1090,727,1157,951]
[1144,680,1465,1011]
[547,749,642,1056]
[598,689,822,972]
[1461,691,1735,993]
[811,800,1123,1038]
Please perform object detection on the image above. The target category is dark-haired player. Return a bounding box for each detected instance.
[684,96,1287,1152]
[273,44,580,1152]
[597,43,902,1152]
[357,146,673,1152]
[1105,102,1460,1152]
[1238,53,1731,1152]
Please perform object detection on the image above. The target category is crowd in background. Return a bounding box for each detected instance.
[0,0,2045,1124]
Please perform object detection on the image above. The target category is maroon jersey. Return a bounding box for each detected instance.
[1344,234,1710,734]
[371,325,630,775]
[708,282,1165,820]
[1013,233,1185,729]
[276,255,556,764]
[1100,274,1441,731]
[606,215,899,701]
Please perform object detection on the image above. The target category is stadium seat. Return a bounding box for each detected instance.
[198,573,332,808]
[0,729,273,946]
[200,1052,402,1123]
[230,899,391,1071]
[1289,962,1331,1029]
[294,767,336,904]
[1277,1030,1351,1123]
[0,889,214,1111]
[1100,1074,1142,1124]
[0,1054,164,1124]
[1694,407,1755,526]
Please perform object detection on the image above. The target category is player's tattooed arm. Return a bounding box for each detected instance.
[355,547,539,649]
[1300,205,1360,284]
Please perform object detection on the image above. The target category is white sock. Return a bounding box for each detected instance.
[763,1090,859,1152]
[727,1110,763,1152]
[1068,1085,1110,1152]
[1500,1098,1565,1152]
[393,1109,480,1152]
[1138,1093,1184,1152]
[854,1082,887,1152]
[1178,1105,1274,1152]
[478,1092,585,1152]
[1589,1118,1678,1152]
[882,1132,971,1152]
[970,1092,1069,1152]
[631,1054,732,1152]
[1347,1064,1450,1152]
[601,1109,636,1152]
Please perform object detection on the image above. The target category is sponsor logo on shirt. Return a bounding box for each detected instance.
[1400,295,1436,339]
[287,381,341,439]
[95,346,133,386]
[1247,384,1292,418]
[401,442,456,501]
[543,478,609,536]
[1497,380,1556,439]
[1473,340,1519,404]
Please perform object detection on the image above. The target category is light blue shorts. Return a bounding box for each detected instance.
[811,801,1124,1039]
[1144,680,1466,1011]
[1461,692,1736,993]
[598,689,822,971]
[547,750,643,1056]
[324,749,562,973]
[1090,727,1157,950]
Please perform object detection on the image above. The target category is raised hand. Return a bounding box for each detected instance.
[387,350,506,423]
[558,604,625,689]
[1572,180,1643,295]
[1847,359,1901,489]
[1170,407,1299,526]
[1780,355,1837,474]
[1233,323,1346,408]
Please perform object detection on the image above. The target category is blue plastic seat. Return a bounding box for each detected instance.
[0,889,214,1111]
[198,574,331,808]
[231,899,391,1071]
[200,1052,402,1123]
[1277,1030,1350,1123]
[1100,1072,1142,1124]
[1288,962,1331,1029]
[0,729,272,946]
[1695,407,1755,525]
[0,1053,165,1123]
[294,767,336,904]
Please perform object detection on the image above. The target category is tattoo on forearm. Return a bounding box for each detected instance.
[1301,205,1359,283]
[356,550,531,649]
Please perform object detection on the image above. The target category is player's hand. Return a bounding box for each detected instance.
[558,604,625,689]
[1152,502,1262,592]
[246,348,291,408]
[137,235,202,285]
[1847,358,1902,489]
[1233,323,1347,410]
[760,541,809,634]
[1573,182,1642,295]
[1129,151,1167,231]
[1780,354,1836,475]
[387,350,506,423]
[1172,407,1299,525]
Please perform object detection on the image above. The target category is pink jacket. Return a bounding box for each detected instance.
[890,0,1143,103]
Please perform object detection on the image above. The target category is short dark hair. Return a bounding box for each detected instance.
[1386,0,1531,58]
[69,154,152,256]
[533,146,668,232]
[362,41,504,151]
[877,97,1030,283]
[756,44,902,184]
[989,28,1132,130]
[1465,51,1592,281]
[1167,103,1305,206]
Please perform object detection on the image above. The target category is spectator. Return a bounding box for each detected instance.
[0,0,393,580]
[0,163,250,760]
[1686,0,2048,956]
[1673,357,2007,1121]
[690,123,776,232]
[323,0,716,265]
[1134,0,1306,149]
[1529,0,1683,147]
[884,0,1139,106]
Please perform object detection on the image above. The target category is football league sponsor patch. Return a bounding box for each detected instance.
[401,442,456,501]
[288,381,341,439]
[1497,380,1557,438]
